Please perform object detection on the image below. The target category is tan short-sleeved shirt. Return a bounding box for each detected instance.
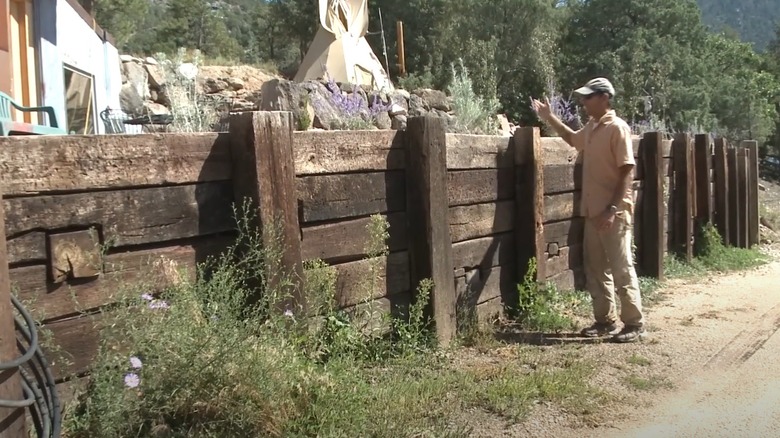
[571,110,635,218]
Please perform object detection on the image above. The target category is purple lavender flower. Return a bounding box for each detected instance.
[129,356,142,369]
[124,373,140,388]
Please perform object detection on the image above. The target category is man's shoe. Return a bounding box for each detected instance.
[580,322,620,338]
[612,325,647,343]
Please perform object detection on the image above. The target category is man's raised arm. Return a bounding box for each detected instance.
[531,97,578,147]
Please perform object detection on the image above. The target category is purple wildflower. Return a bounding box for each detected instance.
[124,373,140,388]
[129,356,142,369]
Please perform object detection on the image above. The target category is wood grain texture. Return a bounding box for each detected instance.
[230,111,304,311]
[293,130,405,175]
[49,229,102,283]
[0,132,231,196]
[743,141,759,248]
[727,147,740,247]
[4,182,235,245]
[6,231,46,265]
[449,201,514,243]
[545,244,584,279]
[671,133,694,261]
[0,184,27,435]
[11,236,232,322]
[330,251,410,308]
[300,212,408,263]
[544,192,581,223]
[296,171,406,223]
[451,232,514,272]
[407,116,457,345]
[445,134,513,169]
[447,168,514,206]
[544,218,584,248]
[456,265,514,309]
[519,137,580,166]
[515,127,546,282]
[639,132,664,279]
[544,163,581,194]
[737,148,749,248]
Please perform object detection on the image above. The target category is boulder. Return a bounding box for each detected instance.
[123,61,149,100]
[203,78,228,94]
[177,63,199,81]
[144,57,158,65]
[408,94,426,117]
[374,111,392,130]
[119,83,144,116]
[260,79,312,129]
[226,77,245,91]
[143,102,170,115]
[391,114,407,130]
[146,64,166,90]
[389,103,407,117]
[413,88,450,111]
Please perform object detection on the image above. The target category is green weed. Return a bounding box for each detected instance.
[510,258,588,333]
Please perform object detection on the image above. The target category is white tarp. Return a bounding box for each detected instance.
[294,0,393,91]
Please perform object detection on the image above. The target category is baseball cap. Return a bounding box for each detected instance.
[574,77,616,97]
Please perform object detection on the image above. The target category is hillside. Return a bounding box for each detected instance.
[697,0,780,51]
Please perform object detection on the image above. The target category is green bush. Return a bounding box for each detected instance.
[62,203,435,437]
[448,59,501,135]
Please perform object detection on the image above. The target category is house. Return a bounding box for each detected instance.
[0,0,122,134]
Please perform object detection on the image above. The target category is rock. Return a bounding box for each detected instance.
[261,79,313,129]
[389,103,407,116]
[144,57,158,65]
[231,99,258,112]
[311,92,341,130]
[143,102,170,115]
[120,54,136,63]
[431,109,456,131]
[413,88,450,111]
[759,183,767,191]
[150,90,158,102]
[391,114,407,130]
[146,65,166,90]
[547,242,560,256]
[761,216,775,231]
[393,89,411,100]
[123,61,149,100]
[226,77,245,91]
[177,63,198,81]
[408,94,426,117]
[119,83,144,116]
[374,111,392,129]
[204,78,228,94]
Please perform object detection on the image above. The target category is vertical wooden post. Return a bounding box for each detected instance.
[742,140,760,248]
[406,116,456,346]
[713,139,730,245]
[229,111,305,313]
[0,184,26,438]
[514,127,545,283]
[396,21,406,77]
[640,132,664,279]
[694,134,712,255]
[727,147,740,247]
[737,147,750,248]
[671,133,694,261]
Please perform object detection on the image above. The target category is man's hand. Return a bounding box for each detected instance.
[531,97,553,122]
[596,209,617,232]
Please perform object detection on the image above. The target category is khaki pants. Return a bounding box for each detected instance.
[583,211,644,327]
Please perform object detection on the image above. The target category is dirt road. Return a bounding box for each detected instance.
[583,256,780,438]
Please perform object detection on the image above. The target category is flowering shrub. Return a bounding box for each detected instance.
[314,76,393,130]
[62,201,435,437]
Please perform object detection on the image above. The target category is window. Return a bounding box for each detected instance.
[63,65,96,134]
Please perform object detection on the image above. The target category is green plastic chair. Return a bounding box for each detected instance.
[0,91,67,136]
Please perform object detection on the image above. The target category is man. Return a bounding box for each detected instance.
[531,77,645,343]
